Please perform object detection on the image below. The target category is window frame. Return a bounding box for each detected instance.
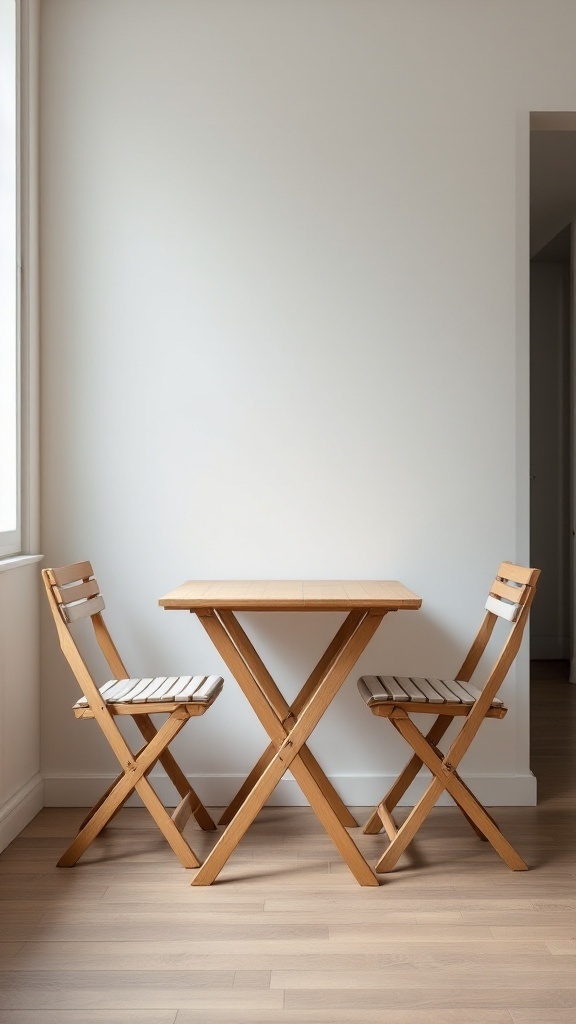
[0,0,40,564]
[0,0,20,557]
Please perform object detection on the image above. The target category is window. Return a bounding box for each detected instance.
[0,0,20,556]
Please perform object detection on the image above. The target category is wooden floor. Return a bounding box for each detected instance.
[1,663,575,1023]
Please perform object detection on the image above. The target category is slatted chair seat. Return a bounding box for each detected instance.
[43,561,224,870]
[358,675,505,718]
[73,675,223,717]
[358,561,540,874]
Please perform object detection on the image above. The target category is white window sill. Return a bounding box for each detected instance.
[0,554,43,573]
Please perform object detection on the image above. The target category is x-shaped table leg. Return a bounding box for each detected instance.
[217,610,363,828]
[193,608,386,886]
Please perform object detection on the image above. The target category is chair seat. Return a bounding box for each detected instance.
[74,674,223,709]
[358,675,505,716]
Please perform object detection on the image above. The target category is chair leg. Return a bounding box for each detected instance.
[426,738,491,842]
[363,715,452,835]
[76,771,132,835]
[58,709,193,867]
[374,799,399,841]
[372,765,489,864]
[377,714,527,872]
[375,776,445,872]
[449,768,492,840]
[76,736,153,834]
[441,770,527,870]
[135,715,217,831]
[61,773,201,869]
[58,770,148,866]
[135,776,200,868]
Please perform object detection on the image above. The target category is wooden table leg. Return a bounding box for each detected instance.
[193,609,385,886]
[203,609,363,832]
[217,610,361,828]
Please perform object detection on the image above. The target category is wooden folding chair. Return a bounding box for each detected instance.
[43,561,223,869]
[358,561,540,873]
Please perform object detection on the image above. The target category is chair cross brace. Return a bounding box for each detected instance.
[58,705,202,868]
[374,708,527,872]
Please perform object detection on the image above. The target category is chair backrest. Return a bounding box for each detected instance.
[44,561,105,623]
[456,561,540,686]
[447,561,540,761]
[483,561,537,623]
[42,561,129,706]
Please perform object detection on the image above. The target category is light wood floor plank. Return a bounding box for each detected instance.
[274,969,576,988]
[173,1013,515,1024]
[510,1012,576,1023]
[3,940,568,974]
[0,973,283,1011]
[545,940,576,955]
[0,1013,177,1024]
[283,988,576,1009]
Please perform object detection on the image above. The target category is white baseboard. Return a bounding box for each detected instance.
[43,770,537,809]
[0,774,44,853]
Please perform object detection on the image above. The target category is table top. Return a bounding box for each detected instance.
[159,580,422,612]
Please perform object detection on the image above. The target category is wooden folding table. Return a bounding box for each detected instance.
[159,580,421,885]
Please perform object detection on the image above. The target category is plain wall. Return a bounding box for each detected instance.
[38,0,576,809]
[0,566,42,848]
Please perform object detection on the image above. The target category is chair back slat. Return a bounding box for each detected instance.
[54,578,101,605]
[485,594,520,621]
[61,594,106,623]
[45,562,106,624]
[490,578,525,604]
[47,561,94,587]
[497,561,538,586]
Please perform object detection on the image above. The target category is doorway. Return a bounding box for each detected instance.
[529,113,576,788]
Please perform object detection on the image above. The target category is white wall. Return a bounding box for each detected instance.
[0,565,42,848]
[38,0,576,810]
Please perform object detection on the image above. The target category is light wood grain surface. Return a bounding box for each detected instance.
[159,580,422,611]
[0,663,574,1022]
